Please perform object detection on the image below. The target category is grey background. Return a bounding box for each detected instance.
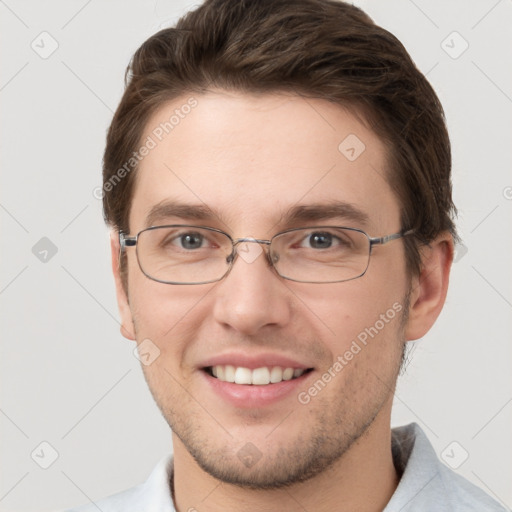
[1,1,511,511]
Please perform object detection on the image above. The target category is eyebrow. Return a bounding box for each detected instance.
[145,199,369,230]
[146,201,218,227]
[282,201,369,227]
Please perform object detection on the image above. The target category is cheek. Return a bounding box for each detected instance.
[128,266,215,356]
[299,276,406,345]
[318,294,406,405]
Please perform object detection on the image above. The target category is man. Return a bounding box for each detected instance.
[68,0,505,510]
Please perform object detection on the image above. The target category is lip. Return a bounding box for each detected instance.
[199,352,312,371]
[201,367,314,408]
[198,352,315,408]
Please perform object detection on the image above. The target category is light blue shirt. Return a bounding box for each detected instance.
[66,423,506,511]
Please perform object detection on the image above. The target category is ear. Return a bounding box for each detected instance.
[110,231,136,341]
[404,232,454,341]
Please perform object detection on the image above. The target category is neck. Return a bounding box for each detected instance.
[171,412,399,512]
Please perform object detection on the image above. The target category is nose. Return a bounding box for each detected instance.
[212,241,292,336]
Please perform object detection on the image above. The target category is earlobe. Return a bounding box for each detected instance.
[404,233,454,341]
[110,232,136,341]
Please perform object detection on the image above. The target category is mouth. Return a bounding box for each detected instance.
[203,365,314,385]
[199,353,316,407]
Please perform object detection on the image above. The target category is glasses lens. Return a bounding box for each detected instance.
[136,226,233,284]
[271,227,370,283]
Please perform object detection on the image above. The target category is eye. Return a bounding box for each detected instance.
[304,231,334,249]
[175,232,205,250]
[159,230,209,251]
[297,231,351,250]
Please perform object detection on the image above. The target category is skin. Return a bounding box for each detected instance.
[111,90,453,512]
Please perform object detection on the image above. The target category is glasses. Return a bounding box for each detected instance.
[119,225,414,285]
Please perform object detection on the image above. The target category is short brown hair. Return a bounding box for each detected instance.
[102,0,457,277]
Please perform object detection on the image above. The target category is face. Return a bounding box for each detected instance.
[116,90,413,488]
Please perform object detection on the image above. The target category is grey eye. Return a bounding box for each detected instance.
[179,232,204,250]
[307,232,333,249]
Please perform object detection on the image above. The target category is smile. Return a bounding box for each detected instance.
[205,365,313,385]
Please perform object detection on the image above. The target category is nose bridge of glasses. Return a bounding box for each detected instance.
[226,237,273,265]
[233,237,271,247]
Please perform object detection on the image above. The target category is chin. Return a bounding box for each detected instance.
[171,418,365,490]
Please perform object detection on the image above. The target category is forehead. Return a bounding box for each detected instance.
[129,90,400,235]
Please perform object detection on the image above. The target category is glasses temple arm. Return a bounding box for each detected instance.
[119,232,137,249]
[369,229,415,247]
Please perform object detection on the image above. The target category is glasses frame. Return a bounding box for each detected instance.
[119,225,415,285]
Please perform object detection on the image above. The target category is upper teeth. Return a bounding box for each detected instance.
[210,365,306,385]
